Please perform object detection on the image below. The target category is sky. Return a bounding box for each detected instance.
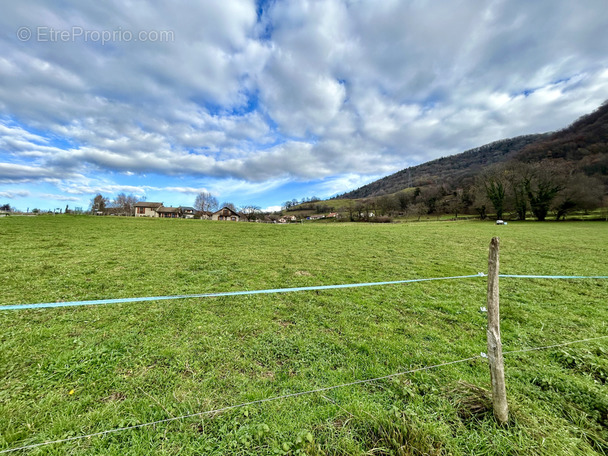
[1,0,608,213]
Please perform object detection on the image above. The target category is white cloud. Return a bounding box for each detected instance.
[0,162,78,183]
[262,205,282,213]
[0,0,607,208]
[39,193,81,202]
[0,190,30,199]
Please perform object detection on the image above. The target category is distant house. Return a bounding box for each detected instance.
[179,206,196,219]
[212,207,240,221]
[278,215,297,223]
[327,212,339,218]
[157,207,180,218]
[134,202,162,217]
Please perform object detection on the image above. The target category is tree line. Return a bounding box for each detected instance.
[335,159,605,221]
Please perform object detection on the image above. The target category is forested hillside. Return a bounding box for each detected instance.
[338,102,608,200]
[516,101,608,180]
[338,134,546,199]
[324,101,608,221]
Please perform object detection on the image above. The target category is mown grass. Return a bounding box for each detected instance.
[1,215,607,455]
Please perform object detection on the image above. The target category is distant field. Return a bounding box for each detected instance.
[1,216,607,455]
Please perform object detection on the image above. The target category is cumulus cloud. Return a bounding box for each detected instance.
[0,162,77,183]
[39,193,81,202]
[1,0,607,208]
[0,190,30,199]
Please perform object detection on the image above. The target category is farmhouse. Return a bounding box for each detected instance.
[157,207,180,218]
[134,202,163,217]
[212,207,240,221]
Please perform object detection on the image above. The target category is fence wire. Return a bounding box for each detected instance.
[2,273,607,311]
[2,335,607,454]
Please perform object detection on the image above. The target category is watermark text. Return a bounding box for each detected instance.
[17,26,174,45]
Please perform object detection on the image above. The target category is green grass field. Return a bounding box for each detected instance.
[1,216,607,455]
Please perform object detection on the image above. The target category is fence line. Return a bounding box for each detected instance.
[2,334,607,454]
[499,274,608,279]
[0,356,480,454]
[2,273,607,312]
[1,268,607,452]
[0,274,486,311]
[502,335,608,354]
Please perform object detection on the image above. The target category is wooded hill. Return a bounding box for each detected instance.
[336,101,608,201]
[299,101,606,221]
[337,134,546,199]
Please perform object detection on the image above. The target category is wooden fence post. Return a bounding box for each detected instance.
[486,237,509,425]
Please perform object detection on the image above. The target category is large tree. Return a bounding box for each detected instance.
[527,181,562,221]
[484,179,506,220]
[505,162,533,221]
[90,194,109,213]
[526,162,565,221]
[194,192,219,212]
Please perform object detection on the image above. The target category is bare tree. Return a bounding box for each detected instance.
[407,202,428,221]
[346,200,356,221]
[241,205,262,221]
[220,201,237,212]
[194,192,219,212]
[112,193,138,216]
[553,174,603,220]
[601,196,608,222]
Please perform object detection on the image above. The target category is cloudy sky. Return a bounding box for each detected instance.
[1,0,608,212]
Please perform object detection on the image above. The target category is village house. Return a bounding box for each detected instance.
[134,202,163,217]
[179,206,196,219]
[157,206,180,218]
[211,207,240,221]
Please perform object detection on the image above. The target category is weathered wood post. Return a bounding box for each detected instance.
[486,237,509,425]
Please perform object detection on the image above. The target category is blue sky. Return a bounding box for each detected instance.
[1,0,608,212]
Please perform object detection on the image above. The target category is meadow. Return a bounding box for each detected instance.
[1,215,607,455]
